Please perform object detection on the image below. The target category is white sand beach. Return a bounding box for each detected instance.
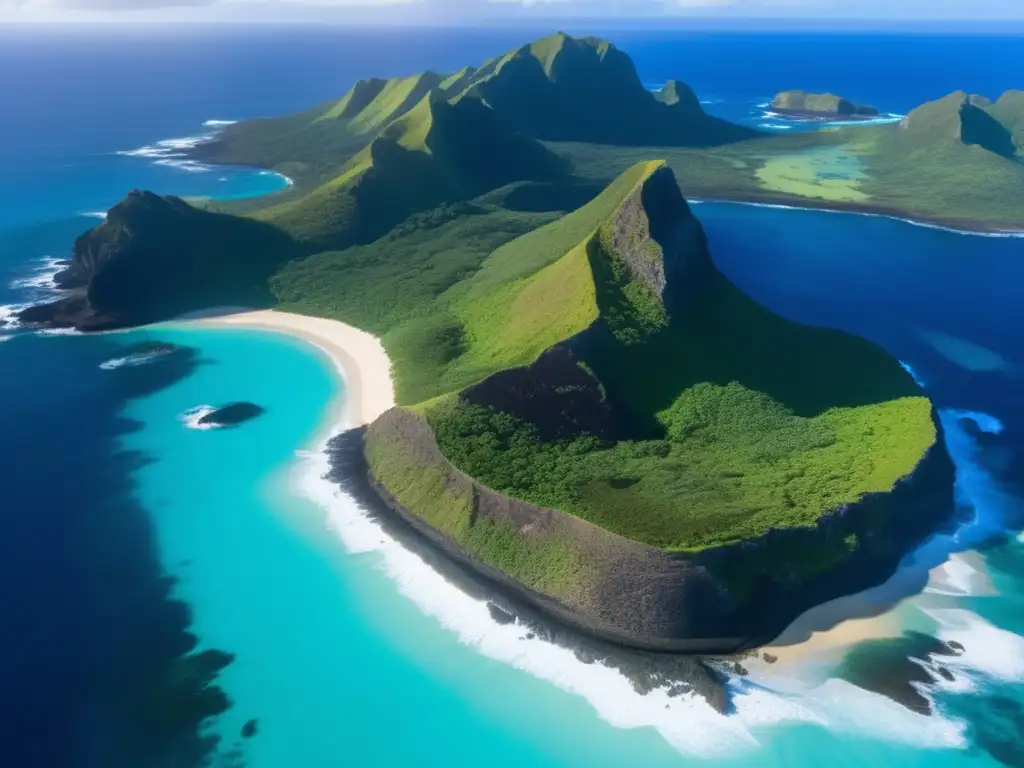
[176,308,395,435]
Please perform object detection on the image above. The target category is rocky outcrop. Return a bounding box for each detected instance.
[18,191,298,331]
[771,90,878,119]
[326,424,732,710]
[462,346,618,441]
[355,164,957,654]
[359,405,954,654]
[198,403,266,427]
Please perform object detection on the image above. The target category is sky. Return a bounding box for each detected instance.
[1,0,1022,25]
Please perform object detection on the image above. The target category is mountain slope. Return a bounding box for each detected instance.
[18,191,299,329]
[255,91,567,249]
[193,32,755,183]
[22,93,567,330]
[361,162,951,651]
[443,32,754,146]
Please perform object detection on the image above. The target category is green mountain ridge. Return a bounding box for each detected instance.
[17,30,966,655]
[195,32,755,184]
[896,89,1024,158]
[255,90,567,249]
[360,161,952,651]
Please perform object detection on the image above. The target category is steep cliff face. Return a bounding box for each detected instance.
[361,162,956,652]
[361,406,953,653]
[897,90,1022,158]
[19,191,298,330]
[771,90,878,118]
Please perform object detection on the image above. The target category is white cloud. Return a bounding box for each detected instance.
[2,0,1022,23]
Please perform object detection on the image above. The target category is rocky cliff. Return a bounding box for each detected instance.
[771,90,879,118]
[355,163,957,653]
[19,191,298,330]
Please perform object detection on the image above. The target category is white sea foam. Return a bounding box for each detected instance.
[180,405,218,430]
[899,360,924,386]
[80,211,107,220]
[116,129,218,172]
[0,334,12,343]
[828,114,905,127]
[0,303,26,328]
[100,351,170,371]
[928,608,1024,682]
[292,429,968,757]
[927,554,988,597]
[9,256,64,302]
[259,169,294,187]
[34,327,80,336]
[758,123,793,130]
[203,119,237,127]
[154,158,214,174]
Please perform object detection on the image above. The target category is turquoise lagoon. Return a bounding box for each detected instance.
[101,320,1018,768]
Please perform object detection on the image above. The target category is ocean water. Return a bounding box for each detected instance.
[1,25,1023,768]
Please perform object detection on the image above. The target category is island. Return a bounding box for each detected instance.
[770,90,879,119]
[19,33,959,659]
[198,403,267,428]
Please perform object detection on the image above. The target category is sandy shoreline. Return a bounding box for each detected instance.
[169,306,967,667]
[173,308,395,439]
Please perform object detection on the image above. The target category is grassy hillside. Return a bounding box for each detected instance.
[192,72,446,186]
[251,92,567,250]
[195,31,755,188]
[399,162,936,552]
[554,87,1024,230]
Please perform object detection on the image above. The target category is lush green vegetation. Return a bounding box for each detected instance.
[428,246,934,550]
[365,415,590,599]
[54,31,960,561]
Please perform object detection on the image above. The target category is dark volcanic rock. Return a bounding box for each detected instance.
[19,190,299,331]
[487,602,517,625]
[198,402,266,427]
[241,719,258,739]
[838,631,964,715]
[323,427,734,714]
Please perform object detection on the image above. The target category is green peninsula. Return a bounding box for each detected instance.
[23,32,958,652]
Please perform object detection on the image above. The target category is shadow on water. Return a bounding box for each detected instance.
[0,332,241,768]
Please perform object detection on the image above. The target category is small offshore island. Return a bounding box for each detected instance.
[770,90,880,120]
[20,31,995,687]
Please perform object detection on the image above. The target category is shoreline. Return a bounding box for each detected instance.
[170,307,946,669]
[171,308,394,443]
[688,194,1024,238]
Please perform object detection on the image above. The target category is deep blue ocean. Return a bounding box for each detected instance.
[1,25,1023,768]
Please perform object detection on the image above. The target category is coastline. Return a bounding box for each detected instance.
[171,307,948,667]
[688,194,1024,238]
[172,308,395,441]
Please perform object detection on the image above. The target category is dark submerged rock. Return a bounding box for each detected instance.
[198,402,267,427]
[241,719,258,739]
[838,631,963,715]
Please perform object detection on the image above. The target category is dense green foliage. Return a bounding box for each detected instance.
[429,254,934,550]
[365,416,590,597]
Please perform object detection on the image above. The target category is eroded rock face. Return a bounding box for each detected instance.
[462,346,618,440]
[359,406,955,654]
[198,403,266,427]
[18,190,298,331]
[770,90,878,118]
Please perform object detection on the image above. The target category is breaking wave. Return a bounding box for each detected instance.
[179,405,218,430]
